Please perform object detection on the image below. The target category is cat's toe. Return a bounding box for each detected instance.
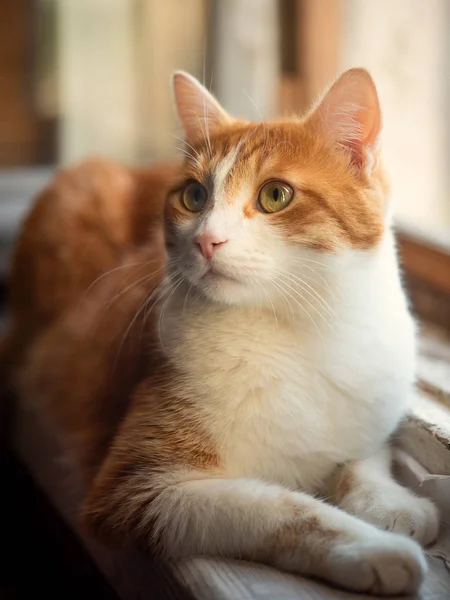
[361,495,439,546]
[386,496,440,546]
[341,487,440,546]
[327,532,427,596]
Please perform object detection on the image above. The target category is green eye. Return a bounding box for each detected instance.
[258,181,293,213]
[182,182,208,212]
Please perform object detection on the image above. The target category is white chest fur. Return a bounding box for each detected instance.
[162,238,416,493]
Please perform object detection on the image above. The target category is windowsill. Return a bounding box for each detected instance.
[394,222,450,480]
[397,323,450,476]
[398,392,450,476]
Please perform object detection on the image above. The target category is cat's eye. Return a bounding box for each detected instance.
[258,181,294,213]
[182,182,208,212]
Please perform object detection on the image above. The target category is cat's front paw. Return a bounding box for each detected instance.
[341,488,439,546]
[327,532,427,596]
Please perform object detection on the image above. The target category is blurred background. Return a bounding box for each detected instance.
[1,0,450,233]
[1,3,450,597]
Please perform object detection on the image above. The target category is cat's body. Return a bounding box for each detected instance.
[3,69,440,596]
[161,232,414,494]
[0,157,178,394]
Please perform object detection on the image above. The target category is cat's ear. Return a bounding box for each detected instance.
[310,68,381,170]
[172,72,231,142]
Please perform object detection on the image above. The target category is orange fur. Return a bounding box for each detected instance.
[0,157,179,395]
[167,119,385,252]
[4,71,388,542]
[1,70,428,595]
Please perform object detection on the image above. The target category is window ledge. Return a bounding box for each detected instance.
[397,323,450,476]
[398,393,450,476]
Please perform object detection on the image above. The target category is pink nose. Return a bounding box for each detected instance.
[194,233,228,260]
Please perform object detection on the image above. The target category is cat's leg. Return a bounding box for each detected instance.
[329,445,440,546]
[84,465,427,596]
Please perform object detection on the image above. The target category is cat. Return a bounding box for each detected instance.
[5,68,440,596]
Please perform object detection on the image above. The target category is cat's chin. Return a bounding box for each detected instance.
[194,271,253,306]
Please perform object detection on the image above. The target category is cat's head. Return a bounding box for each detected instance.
[165,69,389,307]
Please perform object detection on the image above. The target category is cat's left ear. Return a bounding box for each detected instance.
[310,68,381,171]
[172,72,232,143]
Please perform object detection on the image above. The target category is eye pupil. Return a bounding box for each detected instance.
[258,181,293,213]
[182,181,207,212]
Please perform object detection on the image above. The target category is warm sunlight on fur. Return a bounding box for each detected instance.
[167,69,386,306]
[1,68,439,597]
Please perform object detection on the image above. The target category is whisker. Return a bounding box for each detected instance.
[278,274,334,332]
[113,278,169,370]
[203,111,213,159]
[289,256,334,271]
[103,266,166,314]
[239,90,270,167]
[175,147,203,169]
[113,264,182,368]
[270,279,300,321]
[241,88,264,122]
[273,277,326,340]
[142,268,183,327]
[171,134,202,161]
[279,271,335,319]
[257,280,278,327]
[292,264,339,300]
[158,275,186,352]
[173,137,204,169]
[183,281,194,316]
[76,260,161,313]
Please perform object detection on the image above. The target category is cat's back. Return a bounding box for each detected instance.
[8,157,177,330]
[1,157,178,396]
[17,243,166,475]
[2,157,178,472]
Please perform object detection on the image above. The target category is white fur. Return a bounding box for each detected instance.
[148,471,426,595]
[163,224,416,491]
[336,448,440,545]
[152,161,440,592]
[152,210,438,592]
[157,71,439,593]
[213,144,242,198]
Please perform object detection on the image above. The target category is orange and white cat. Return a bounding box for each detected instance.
[5,69,439,596]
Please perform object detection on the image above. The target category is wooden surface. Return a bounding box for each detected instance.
[175,549,450,600]
[398,324,450,475]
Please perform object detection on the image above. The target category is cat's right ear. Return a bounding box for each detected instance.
[309,68,382,172]
[172,72,231,143]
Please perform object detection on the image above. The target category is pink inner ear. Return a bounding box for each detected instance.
[172,72,231,143]
[312,68,382,169]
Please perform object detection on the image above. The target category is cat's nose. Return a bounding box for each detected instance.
[194,233,228,260]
